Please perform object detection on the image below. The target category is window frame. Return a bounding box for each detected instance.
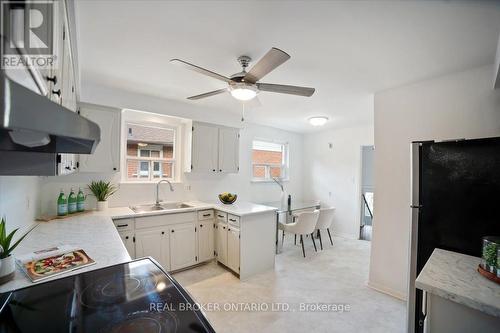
[251,139,290,182]
[121,117,179,183]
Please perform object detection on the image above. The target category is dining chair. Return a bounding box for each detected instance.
[279,210,320,257]
[315,207,335,250]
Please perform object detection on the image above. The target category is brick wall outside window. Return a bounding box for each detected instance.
[252,149,283,178]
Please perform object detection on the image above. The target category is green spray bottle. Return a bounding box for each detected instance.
[57,189,68,216]
[68,188,77,214]
[77,187,85,212]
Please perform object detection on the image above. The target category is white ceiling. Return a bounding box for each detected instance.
[74,0,500,133]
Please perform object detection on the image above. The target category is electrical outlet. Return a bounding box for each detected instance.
[26,195,30,210]
[185,185,191,191]
[328,192,332,198]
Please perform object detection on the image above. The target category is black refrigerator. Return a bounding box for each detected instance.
[407,137,500,333]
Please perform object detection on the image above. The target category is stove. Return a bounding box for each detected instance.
[0,258,215,333]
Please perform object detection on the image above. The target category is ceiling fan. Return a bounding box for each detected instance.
[170,47,315,102]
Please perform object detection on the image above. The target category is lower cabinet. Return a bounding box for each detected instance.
[135,228,171,271]
[119,231,135,258]
[227,226,240,273]
[170,223,197,271]
[198,220,215,262]
[216,222,228,266]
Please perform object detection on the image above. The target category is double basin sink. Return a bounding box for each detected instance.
[130,202,193,213]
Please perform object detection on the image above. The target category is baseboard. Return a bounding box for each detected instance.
[367,280,407,301]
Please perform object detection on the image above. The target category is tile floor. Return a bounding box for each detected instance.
[173,235,406,333]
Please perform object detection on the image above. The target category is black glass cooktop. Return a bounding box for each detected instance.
[0,258,215,333]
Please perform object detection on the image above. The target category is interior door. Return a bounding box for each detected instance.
[79,105,121,172]
[227,226,240,273]
[198,220,215,262]
[191,123,219,173]
[216,222,228,265]
[218,127,239,173]
[170,223,196,270]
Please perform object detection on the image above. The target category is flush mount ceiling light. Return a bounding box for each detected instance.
[229,83,258,101]
[309,116,329,126]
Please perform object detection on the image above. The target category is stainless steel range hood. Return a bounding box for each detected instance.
[0,71,101,175]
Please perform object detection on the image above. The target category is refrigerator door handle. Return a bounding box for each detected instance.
[410,205,423,209]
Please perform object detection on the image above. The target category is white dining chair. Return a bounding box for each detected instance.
[315,207,335,250]
[279,210,320,257]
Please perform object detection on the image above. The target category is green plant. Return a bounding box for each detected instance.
[87,180,117,202]
[483,243,498,267]
[0,217,28,259]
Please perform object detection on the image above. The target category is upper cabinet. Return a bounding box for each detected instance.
[78,103,121,173]
[187,121,240,174]
[218,127,240,173]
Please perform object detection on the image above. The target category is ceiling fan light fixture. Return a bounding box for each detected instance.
[229,83,258,101]
[309,116,329,126]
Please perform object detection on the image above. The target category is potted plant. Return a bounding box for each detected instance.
[87,180,117,211]
[0,217,28,284]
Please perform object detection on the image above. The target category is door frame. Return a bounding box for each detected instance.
[358,145,375,240]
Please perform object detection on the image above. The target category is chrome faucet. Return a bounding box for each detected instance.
[156,179,174,205]
[272,177,284,192]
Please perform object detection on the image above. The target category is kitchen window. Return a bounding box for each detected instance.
[252,140,289,181]
[125,123,176,181]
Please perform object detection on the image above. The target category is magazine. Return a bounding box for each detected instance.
[15,245,96,282]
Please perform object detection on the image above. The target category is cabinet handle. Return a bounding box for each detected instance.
[125,236,129,239]
[162,231,165,235]
[117,224,128,228]
[213,169,216,172]
[200,224,203,228]
[46,76,57,84]
[223,226,226,230]
[228,228,231,231]
[203,214,211,217]
[219,169,222,172]
[171,230,174,233]
[229,218,236,222]
[52,89,61,97]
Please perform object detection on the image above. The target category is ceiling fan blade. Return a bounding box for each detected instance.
[187,88,227,100]
[257,83,315,97]
[243,48,290,83]
[170,59,231,83]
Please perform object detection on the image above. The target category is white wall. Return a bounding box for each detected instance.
[40,122,304,215]
[369,65,500,300]
[0,176,40,233]
[303,124,374,239]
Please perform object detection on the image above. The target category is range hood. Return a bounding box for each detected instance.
[0,71,101,175]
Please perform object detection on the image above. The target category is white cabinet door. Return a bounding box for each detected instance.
[79,105,121,172]
[135,229,170,271]
[227,226,240,273]
[216,222,228,265]
[191,123,219,173]
[198,220,215,262]
[218,127,239,173]
[119,231,135,258]
[170,223,197,270]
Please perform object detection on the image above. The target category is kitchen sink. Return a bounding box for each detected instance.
[130,202,192,213]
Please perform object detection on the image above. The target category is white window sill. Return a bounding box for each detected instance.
[120,180,182,185]
[251,179,290,183]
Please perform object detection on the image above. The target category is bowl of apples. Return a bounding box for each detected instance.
[218,192,237,205]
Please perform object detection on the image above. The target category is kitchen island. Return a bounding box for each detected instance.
[416,248,500,333]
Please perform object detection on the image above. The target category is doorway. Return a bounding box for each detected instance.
[360,145,374,241]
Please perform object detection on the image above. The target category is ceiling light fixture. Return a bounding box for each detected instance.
[229,83,258,101]
[309,116,329,126]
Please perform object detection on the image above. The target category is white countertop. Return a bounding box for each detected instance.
[101,200,277,220]
[416,248,500,318]
[0,214,130,294]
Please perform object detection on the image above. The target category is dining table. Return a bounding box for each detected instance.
[262,200,321,254]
